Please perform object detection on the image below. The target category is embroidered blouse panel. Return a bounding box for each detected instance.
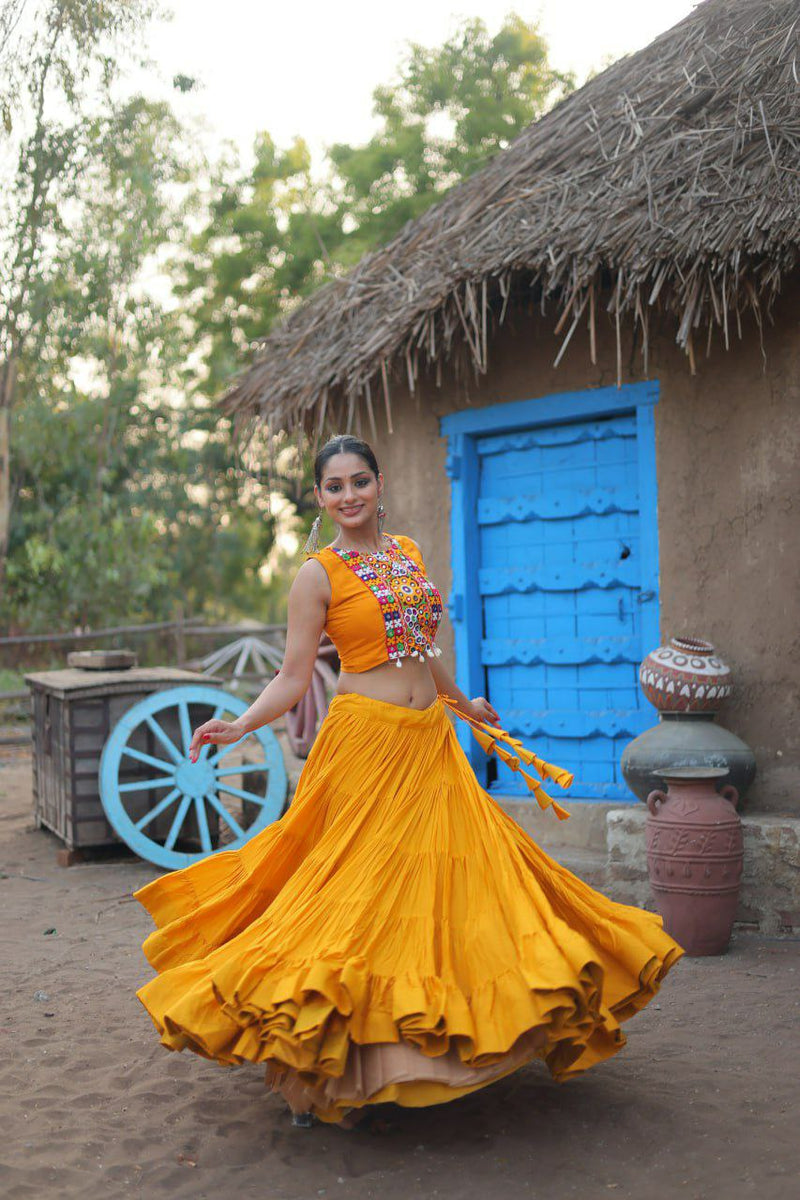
[308,534,443,673]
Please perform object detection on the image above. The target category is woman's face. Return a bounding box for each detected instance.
[315,452,384,533]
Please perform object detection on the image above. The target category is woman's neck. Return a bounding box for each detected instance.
[330,526,387,554]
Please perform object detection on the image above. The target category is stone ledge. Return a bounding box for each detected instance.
[606,806,800,934]
[493,798,620,853]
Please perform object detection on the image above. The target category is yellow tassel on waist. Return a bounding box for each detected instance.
[439,694,573,821]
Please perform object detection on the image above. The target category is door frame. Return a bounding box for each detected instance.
[439,382,660,783]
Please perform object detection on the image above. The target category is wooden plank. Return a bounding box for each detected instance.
[443,431,487,780]
[479,561,640,595]
[24,667,218,699]
[635,401,662,655]
[441,381,658,439]
[481,635,640,665]
[478,485,639,525]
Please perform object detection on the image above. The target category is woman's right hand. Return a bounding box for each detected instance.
[189,719,244,762]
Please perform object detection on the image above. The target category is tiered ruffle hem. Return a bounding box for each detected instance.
[133,692,683,1125]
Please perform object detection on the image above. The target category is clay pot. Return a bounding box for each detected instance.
[620,713,756,806]
[646,768,743,956]
[639,637,732,713]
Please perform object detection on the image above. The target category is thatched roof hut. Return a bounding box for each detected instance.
[222,0,800,441]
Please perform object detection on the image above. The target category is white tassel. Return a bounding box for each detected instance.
[395,659,402,668]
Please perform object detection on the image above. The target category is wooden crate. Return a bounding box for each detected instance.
[25,667,222,851]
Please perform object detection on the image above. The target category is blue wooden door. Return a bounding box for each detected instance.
[477,413,655,800]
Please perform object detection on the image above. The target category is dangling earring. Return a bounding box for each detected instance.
[303,511,323,555]
[377,502,386,535]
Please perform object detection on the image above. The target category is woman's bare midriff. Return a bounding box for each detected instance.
[336,657,439,710]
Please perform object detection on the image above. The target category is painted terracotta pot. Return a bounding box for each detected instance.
[639,637,732,713]
[646,768,743,956]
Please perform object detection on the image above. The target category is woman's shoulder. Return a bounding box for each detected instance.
[390,533,425,568]
[294,553,333,595]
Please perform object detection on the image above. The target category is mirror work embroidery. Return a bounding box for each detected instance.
[330,538,444,665]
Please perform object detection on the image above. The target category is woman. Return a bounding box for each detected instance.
[133,433,683,1130]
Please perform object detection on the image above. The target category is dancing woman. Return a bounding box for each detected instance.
[133,433,683,1128]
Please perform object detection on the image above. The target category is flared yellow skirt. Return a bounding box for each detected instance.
[133,693,683,1125]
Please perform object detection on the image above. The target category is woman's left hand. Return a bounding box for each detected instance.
[469,696,501,727]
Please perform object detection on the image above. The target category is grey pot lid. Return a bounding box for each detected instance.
[650,766,730,780]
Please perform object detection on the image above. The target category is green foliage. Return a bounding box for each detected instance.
[2,88,279,632]
[329,15,573,261]
[181,12,573,399]
[175,132,337,403]
[1,6,571,636]
[0,667,24,691]
[7,388,279,629]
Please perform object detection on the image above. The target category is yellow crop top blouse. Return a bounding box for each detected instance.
[307,531,574,821]
[307,533,444,674]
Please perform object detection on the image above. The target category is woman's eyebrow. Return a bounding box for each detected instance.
[323,471,371,482]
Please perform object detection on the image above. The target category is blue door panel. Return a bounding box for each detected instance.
[441,383,660,801]
[476,418,636,455]
[474,409,653,801]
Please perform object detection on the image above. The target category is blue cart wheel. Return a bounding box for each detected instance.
[99,685,288,869]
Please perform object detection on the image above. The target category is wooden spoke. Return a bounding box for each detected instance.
[216,782,267,808]
[203,791,245,839]
[118,775,176,793]
[178,700,193,757]
[135,788,182,832]
[193,795,213,854]
[122,745,176,773]
[214,762,269,777]
[163,794,193,851]
[145,715,183,765]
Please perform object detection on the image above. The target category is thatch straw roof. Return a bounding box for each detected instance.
[223,0,800,438]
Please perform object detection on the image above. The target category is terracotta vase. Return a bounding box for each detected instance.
[646,768,743,956]
[639,636,732,713]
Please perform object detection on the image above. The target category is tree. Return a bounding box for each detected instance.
[329,14,574,263]
[4,92,283,631]
[176,133,337,408]
[0,0,157,585]
[1,8,575,631]
[182,13,574,420]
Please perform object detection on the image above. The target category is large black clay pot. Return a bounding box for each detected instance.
[622,713,756,805]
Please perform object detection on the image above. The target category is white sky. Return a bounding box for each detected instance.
[142,0,698,166]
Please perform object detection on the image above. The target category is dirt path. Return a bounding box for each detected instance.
[2,744,797,1200]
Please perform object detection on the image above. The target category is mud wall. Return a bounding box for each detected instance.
[363,280,800,814]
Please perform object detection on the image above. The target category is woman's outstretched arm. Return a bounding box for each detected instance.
[188,558,330,760]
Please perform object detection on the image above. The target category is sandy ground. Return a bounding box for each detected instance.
[2,739,799,1200]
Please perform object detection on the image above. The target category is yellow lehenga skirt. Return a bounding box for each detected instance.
[133,692,684,1125]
